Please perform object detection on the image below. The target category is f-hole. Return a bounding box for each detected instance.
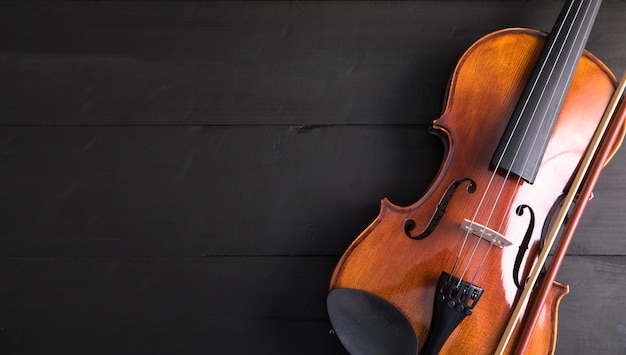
[513,204,536,289]
[404,177,476,240]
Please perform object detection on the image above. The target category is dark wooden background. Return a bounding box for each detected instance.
[1,1,625,354]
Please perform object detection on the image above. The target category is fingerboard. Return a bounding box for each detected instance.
[491,0,603,184]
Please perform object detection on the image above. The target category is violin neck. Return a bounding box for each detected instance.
[491,0,603,184]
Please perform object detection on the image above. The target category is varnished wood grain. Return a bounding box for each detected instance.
[0,1,624,354]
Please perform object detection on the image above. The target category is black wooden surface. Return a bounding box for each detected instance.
[1,2,625,354]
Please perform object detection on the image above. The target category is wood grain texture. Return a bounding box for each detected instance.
[0,256,623,354]
[0,126,624,256]
[0,1,624,125]
[555,256,626,354]
[0,126,442,257]
[0,256,347,355]
[0,1,624,354]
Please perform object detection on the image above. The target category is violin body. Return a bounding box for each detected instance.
[328,28,616,354]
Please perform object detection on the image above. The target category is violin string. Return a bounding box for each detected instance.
[486,0,596,260]
[450,0,576,279]
[466,0,599,284]
[498,0,597,233]
[470,243,495,285]
[467,0,592,282]
[476,0,600,284]
[449,0,577,276]
[485,0,588,239]
[451,0,587,284]
[493,0,595,239]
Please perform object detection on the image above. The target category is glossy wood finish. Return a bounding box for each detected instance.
[329,29,616,354]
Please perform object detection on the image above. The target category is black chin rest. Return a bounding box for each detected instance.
[327,288,418,355]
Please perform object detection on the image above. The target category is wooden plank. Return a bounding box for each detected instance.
[0,2,624,125]
[0,125,624,257]
[0,256,346,354]
[555,256,626,354]
[0,126,442,257]
[570,146,626,255]
[0,124,624,257]
[0,255,622,354]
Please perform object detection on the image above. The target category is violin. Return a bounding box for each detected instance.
[327,0,626,354]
